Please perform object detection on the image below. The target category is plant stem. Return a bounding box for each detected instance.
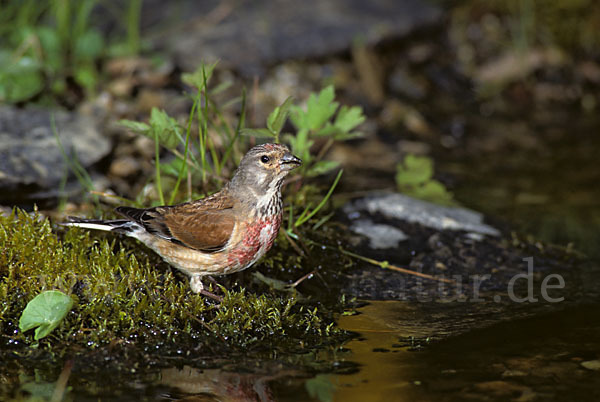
[154,130,164,205]
[295,169,343,227]
[127,0,142,55]
[169,93,199,205]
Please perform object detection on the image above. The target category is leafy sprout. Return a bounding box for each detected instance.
[396,154,455,205]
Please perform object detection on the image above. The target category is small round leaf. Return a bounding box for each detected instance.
[19,290,73,341]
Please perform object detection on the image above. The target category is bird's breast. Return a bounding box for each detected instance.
[225,213,283,271]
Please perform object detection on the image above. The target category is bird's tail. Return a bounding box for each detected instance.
[61,217,139,234]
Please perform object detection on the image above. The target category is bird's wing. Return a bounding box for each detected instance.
[115,192,236,252]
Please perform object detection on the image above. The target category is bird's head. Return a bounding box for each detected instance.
[229,143,302,195]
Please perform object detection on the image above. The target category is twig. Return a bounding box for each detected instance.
[306,239,455,284]
[288,270,317,288]
[340,248,455,284]
[282,229,305,257]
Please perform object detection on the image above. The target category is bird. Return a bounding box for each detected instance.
[63,143,302,299]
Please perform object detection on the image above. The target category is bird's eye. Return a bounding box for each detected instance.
[260,155,270,163]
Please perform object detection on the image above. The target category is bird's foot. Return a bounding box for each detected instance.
[190,274,204,293]
[190,275,223,302]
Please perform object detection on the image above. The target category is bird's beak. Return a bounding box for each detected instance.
[280,152,302,170]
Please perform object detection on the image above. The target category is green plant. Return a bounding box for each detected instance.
[0,0,143,103]
[288,85,364,177]
[120,107,185,205]
[19,290,73,341]
[396,154,455,205]
[120,62,247,205]
[120,71,363,232]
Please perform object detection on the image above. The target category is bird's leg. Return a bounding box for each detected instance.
[204,276,229,298]
[205,275,218,285]
[190,274,204,293]
[190,274,223,302]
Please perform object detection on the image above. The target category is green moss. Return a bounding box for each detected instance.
[0,209,342,355]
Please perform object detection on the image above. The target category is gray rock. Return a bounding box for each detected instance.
[161,0,442,75]
[350,219,409,249]
[0,106,111,205]
[344,193,500,237]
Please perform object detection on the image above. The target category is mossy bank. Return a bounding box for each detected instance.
[0,209,346,363]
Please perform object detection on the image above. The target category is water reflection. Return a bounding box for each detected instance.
[158,365,305,402]
[333,300,600,401]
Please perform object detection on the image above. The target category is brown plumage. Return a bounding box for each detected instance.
[63,143,301,297]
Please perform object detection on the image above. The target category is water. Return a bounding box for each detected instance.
[440,113,600,260]
[332,300,600,401]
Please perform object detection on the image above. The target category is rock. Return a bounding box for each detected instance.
[350,219,408,249]
[161,0,442,76]
[581,360,600,371]
[474,48,565,87]
[0,106,111,206]
[344,192,500,237]
[109,156,140,178]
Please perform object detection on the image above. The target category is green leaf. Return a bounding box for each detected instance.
[181,62,218,91]
[159,156,188,177]
[291,85,338,131]
[312,123,363,140]
[306,160,340,177]
[0,53,44,103]
[73,29,104,61]
[253,272,295,292]
[411,180,454,204]
[74,64,97,92]
[210,80,233,96]
[119,119,150,134]
[267,96,294,136]
[333,130,363,141]
[334,105,365,133]
[148,108,182,149]
[36,26,62,72]
[396,154,434,186]
[19,290,73,341]
[312,123,339,138]
[241,128,276,138]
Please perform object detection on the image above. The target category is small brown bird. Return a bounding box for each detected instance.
[64,143,302,297]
